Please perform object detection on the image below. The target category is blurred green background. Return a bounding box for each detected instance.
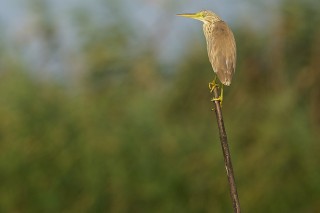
[1,0,320,212]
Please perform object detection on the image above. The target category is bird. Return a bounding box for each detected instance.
[177,10,237,103]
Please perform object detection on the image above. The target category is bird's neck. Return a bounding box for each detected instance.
[204,16,221,25]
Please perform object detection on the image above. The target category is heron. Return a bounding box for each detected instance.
[177,10,237,104]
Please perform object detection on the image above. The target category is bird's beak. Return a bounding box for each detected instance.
[176,12,202,20]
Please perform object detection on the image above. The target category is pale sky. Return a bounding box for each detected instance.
[0,0,281,73]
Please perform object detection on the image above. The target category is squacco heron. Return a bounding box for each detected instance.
[177,10,237,103]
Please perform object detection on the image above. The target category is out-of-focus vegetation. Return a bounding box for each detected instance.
[1,0,320,212]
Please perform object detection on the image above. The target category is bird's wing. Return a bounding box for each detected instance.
[207,21,236,86]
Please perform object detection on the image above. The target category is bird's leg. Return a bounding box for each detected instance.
[208,76,218,93]
[210,81,223,108]
[211,84,223,104]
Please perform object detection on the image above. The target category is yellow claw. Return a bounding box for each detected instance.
[208,76,219,93]
[209,81,224,109]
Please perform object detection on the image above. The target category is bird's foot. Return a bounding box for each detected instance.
[208,78,219,93]
[211,95,223,108]
[209,82,224,110]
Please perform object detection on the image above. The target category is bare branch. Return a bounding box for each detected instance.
[212,86,241,213]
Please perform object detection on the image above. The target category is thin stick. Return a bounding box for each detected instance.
[211,86,241,213]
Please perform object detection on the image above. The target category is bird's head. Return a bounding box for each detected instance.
[177,10,221,24]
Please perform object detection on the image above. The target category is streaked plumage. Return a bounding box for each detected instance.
[177,10,236,86]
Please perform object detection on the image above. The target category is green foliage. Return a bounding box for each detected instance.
[0,0,320,212]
